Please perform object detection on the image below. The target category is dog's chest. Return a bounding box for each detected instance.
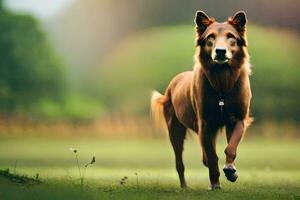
[201,91,243,125]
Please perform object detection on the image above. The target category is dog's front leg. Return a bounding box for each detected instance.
[225,120,245,164]
[200,121,220,190]
[223,120,245,182]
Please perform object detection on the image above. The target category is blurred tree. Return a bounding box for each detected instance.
[0,9,66,114]
[0,0,3,10]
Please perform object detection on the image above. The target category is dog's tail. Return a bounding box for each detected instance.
[150,90,168,132]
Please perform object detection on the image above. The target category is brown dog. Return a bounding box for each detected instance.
[151,11,253,190]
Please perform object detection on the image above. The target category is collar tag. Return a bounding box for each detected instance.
[219,99,224,113]
[219,99,225,106]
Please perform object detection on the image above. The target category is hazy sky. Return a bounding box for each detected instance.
[4,0,74,20]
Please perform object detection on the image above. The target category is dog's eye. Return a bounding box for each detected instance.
[227,33,237,46]
[207,34,215,40]
[227,33,236,39]
[229,39,236,46]
[206,34,215,47]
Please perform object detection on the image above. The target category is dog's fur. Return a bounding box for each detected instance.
[151,11,253,189]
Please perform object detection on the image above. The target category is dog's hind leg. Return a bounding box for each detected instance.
[166,113,187,189]
[223,120,245,182]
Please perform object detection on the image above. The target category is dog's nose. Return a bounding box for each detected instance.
[215,47,226,55]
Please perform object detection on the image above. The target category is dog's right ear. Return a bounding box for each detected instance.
[194,11,214,34]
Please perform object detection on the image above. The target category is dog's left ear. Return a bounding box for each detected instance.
[229,11,247,34]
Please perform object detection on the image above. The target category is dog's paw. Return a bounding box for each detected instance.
[208,183,222,191]
[180,183,188,190]
[223,165,238,182]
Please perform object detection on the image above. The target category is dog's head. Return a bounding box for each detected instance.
[194,11,248,68]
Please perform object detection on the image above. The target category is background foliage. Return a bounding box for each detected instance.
[0,10,65,113]
[95,25,300,121]
[0,0,299,122]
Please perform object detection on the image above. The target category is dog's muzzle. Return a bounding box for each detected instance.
[214,47,229,64]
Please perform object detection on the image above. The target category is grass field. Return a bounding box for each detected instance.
[0,135,300,200]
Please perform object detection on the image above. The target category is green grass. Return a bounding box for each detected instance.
[0,135,300,199]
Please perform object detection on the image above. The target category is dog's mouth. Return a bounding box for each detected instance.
[213,56,229,64]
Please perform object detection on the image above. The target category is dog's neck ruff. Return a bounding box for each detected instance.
[200,63,244,114]
[197,48,251,94]
[204,65,241,93]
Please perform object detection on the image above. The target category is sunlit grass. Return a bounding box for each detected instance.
[1,136,300,170]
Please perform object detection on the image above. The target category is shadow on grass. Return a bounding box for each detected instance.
[0,177,299,200]
[0,168,41,184]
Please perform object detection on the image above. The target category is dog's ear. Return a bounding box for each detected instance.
[194,11,214,34]
[228,11,247,34]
